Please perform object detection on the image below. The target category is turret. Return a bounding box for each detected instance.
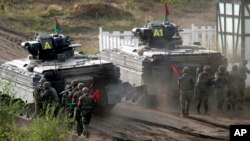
[131,3,182,49]
[132,22,182,49]
[21,33,81,61]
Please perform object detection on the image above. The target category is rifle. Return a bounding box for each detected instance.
[33,84,44,93]
[59,88,72,95]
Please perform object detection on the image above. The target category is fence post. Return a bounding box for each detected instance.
[191,24,195,44]
[124,31,131,46]
[182,28,191,45]
[99,27,103,52]
[113,31,120,49]
[201,26,206,48]
[207,26,212,50]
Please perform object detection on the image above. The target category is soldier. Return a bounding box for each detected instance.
[68,80,79,100]
[33,77,46,116]
[238,59,250,109]
[72,83,85,104]
[214,65,228,111]
[50,84,59,103]
[61,84,73,106]
[77,87,94,137]
[40,81,58,112]
[178,67,195,117]
[228,65,241,110]
[72,83,85,124]
[195,65,213,115]
[61,80,78,106]
[196,64,203,77]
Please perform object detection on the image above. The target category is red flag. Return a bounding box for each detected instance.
[171,65,180,78]
[163,3,169,23]
[164,3,170,16]
[92,89,100,102]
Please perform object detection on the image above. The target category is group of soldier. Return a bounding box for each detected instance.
[33,78,59,116]
[61,81,95,137]
[178,59,250,118]
[34,79,95,138]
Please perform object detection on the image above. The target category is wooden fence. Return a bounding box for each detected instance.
[99,24,217,52]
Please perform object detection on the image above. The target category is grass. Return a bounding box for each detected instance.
[0,79,71,141]
[0,102,71,141]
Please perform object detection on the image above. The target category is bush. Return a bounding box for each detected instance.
[25,106,71,141]
[0,100,23,141]
[0,79,71,141]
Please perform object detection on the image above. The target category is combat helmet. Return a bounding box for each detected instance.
[82,87,89,94]
[203,65,211,72]
[242,59,248,65]
[183,67,190,73]
[65,84,72,90]
[218,65,225,72]
[77,83,85,89]
[39,77,46,84]
[43,81,50,89]
[232,65,238,71]
[71,80,78,87]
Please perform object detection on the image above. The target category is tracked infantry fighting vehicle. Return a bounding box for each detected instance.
[100,19,227,104]
[0,33,121,115]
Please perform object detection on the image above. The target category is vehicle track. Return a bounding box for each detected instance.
[92,114,226,141]
[16,107,227,141]
[110,104,230,140]
[0,25,28,62]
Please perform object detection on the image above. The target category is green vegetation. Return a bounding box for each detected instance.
[0,80,71,141]
[0,101,19,140]
[19,107,71,141]
[0,102,71,141]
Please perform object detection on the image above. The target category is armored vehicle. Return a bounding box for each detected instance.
[0,33,121,115]
[100,21,227,104]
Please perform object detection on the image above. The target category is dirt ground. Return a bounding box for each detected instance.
[71,130,113,141]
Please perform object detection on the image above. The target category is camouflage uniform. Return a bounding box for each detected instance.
[34,87,42,116]
[51,86,59,103]
[68,81,79,100]
[72,83,85,104]
[40,81,58,112]
[77,87,94,137]
[178,67,195,117]
[62,80,78,106]
[214,65,228,111]
[228,65,241,110]
[238,60,250,109]
[196,65,203,77]
[195,65,213,114]
[61,84,73,106]
[73,83,85,125]
[34,78,46,116]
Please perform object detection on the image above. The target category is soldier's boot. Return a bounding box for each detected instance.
[185,109,189,116]
[196,100,202,114]
[204,107,209,115]
[231,102,235,110]
[76,120,83,136]
[217,104,222,111]
[83,124,89,138]
[227,102,231,110]
[180,109,186,118]
[196,106,201,114]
